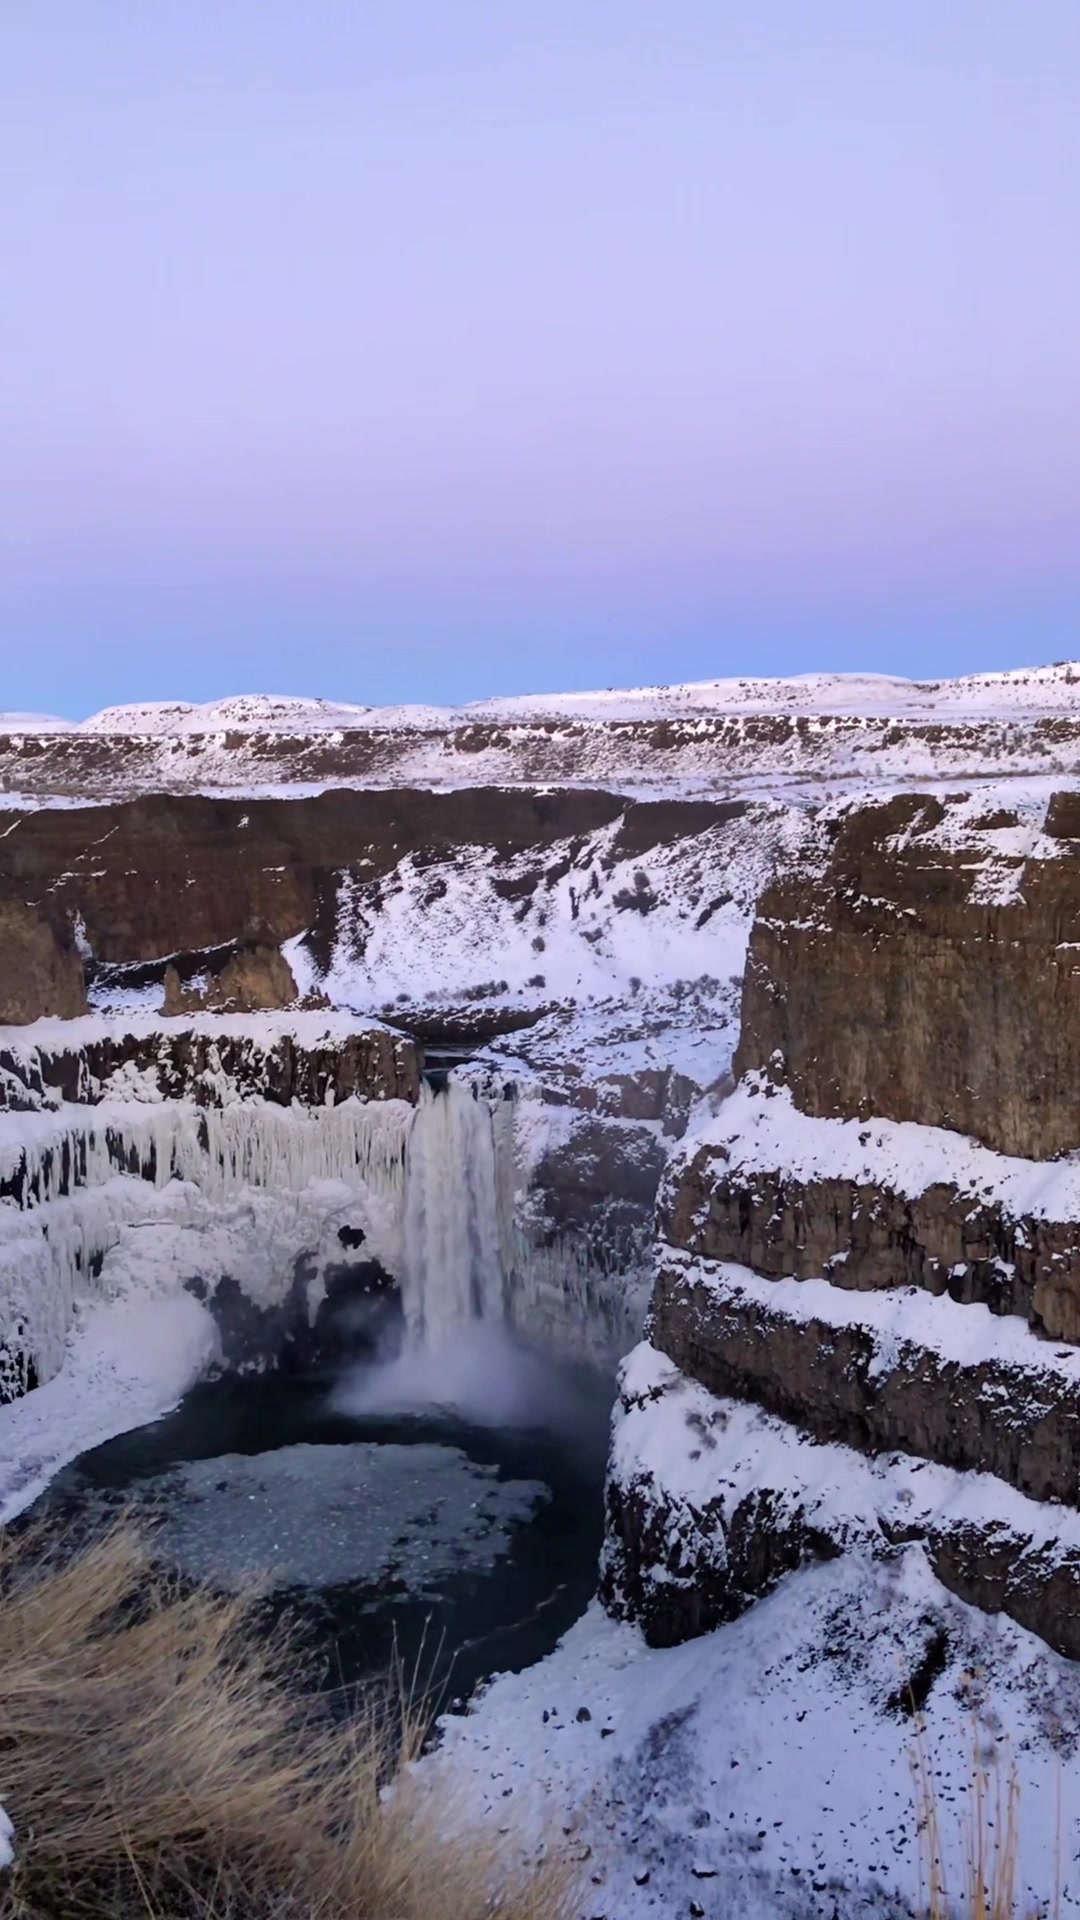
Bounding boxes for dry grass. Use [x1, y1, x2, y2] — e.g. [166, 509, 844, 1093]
[0, 1523, 575, 1920]
[911, 1710, 1059, 1920]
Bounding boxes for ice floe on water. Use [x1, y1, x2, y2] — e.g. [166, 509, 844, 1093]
[87, 1441, 549, 1594]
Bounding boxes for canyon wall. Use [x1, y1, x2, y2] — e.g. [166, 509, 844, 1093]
[15, 735, 1080, 1672]
[604, 788, 1080, 1664]
[5, 699, 1080, 801]
[0, 1013, 420, 1113]
[0, 786, 742, 1023]
[734, 790, 1080, 1159]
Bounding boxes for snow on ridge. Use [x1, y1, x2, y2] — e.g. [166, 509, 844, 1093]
[672, 1076, 1080, 1225]
[615, 1339, 1080, 1557]
[668, 1250, 1080, 1383]
[80, 695, 388, 735]
[60, 659, 1080, 735]
[0, 712, 77, 732]
[0, 1005, 403, 1063]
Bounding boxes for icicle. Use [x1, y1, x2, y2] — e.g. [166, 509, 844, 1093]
[0, 1096, 414, 1394]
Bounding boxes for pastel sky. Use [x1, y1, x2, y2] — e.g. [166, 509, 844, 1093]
[3, 2, 1078, 716]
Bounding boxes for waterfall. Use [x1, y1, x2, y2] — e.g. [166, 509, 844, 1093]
[401, 1080, 505, 1349]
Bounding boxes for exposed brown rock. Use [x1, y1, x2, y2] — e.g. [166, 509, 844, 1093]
[735, 791, 1080, 1159]
[530, 1113, 670, 1252]
[0, 788, 746, 982]
[659, 1151, 1080, 1341]
[0, 899, 87, 1025]
[0, 1018, 420, 1113]
[602, 1420, 1080, 1660]
[651, 1258, 1080, 1505]
[163, 944, 298, 1015]
[600, 1466, 836, 1649]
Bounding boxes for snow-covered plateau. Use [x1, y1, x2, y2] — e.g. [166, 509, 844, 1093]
[7, 659, 1080, 802]
[5, 667, 1080, 1915]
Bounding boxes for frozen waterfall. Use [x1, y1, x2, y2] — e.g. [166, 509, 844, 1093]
[401, 1080, 505, 1349]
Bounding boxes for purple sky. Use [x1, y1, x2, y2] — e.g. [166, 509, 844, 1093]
[3, 3, 1079, 715]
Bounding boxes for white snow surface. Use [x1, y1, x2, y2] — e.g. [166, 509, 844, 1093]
[284, 801, 796, 1028]
[663, 1250, 1080, 1389]
[613, 1340, 1080, 1567]
[66, 662, 1080, 732]
[0, 1007, 403, 1087]
[0, 1088, 415, 1518]
[670, 1075, 1080, 1225]
[425, 1548, 1080, 1918]
[0, 1288, 220, 1523]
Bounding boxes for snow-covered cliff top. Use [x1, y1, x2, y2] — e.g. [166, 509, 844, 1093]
[7, 660, 1080, 737]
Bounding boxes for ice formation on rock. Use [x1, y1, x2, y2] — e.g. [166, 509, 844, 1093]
[0, 1096, 413, 1393]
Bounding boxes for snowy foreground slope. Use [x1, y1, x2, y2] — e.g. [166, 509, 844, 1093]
[425, 1555, 1080, 1919]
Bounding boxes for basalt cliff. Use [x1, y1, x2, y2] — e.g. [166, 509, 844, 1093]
[603, 781, 1080, 1674]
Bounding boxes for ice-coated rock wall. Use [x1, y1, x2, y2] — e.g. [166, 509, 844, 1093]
[0, 1095, 413, 1397]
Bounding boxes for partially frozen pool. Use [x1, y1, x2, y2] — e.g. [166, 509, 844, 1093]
[109, 1441, 549, 1592]
[34, 1330, 613, 1707]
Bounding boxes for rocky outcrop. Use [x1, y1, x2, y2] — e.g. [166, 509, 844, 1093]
[0, 786, 718, 965]
[163, 943, 299, 1015]
[735, 791, 1080, 1160]
[601, 1346, 1080, 1659]
[0, 1013, 420, 1112]
[660, 1147, 1080, 1340]
[652, 1258, 1080, 1505]
[0, 900, 87, 1025]
[0, 787, 748, 1023]
[602, 786, 1080, 1666]
[601, 1454, 834, 1648]
[530, 1115, 670, 1255]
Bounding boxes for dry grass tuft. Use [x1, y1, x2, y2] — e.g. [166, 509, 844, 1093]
[911, 1707, 1058, 1920]
[0, 1522, 575, 1920]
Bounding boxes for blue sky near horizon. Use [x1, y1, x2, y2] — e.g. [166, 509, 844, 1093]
[3, 3, 1078, 718]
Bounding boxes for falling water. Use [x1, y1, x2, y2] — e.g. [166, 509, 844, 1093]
[401, 1080, 505, 1349]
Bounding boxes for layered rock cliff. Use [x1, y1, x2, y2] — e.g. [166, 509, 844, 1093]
[12, 678, 1080, 1684]
[604, 784, 1080, 1666]
[735, 788, 1080, 1159]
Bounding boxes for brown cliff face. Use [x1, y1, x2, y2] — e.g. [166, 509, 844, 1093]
[0, 788, 624, 970]
[0, 787, 745, 1024]
[651, 1260, 1080, 1505]
[659, 1152, 1080, 1342]
[735, 792, 1080, 1160]
[0, 900, 87, 1024]
[604, 786, 1080, 1660]
[162, 944, 299, 1015]
[0, 1019, 420, 1113]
